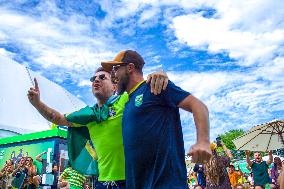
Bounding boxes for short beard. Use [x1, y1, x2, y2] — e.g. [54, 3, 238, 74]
[117, 73, 129, 95]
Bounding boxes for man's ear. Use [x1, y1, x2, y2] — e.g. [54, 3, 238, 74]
[128, 63, 135, 73]
[112, 84, 117, 93]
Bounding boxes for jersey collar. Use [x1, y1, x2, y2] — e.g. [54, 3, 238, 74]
[129, 80, 145, 96]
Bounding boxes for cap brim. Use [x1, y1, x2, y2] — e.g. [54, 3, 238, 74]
[101, 61, 124, 71]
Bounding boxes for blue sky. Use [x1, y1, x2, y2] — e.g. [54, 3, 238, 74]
[0, 0, 283, 150]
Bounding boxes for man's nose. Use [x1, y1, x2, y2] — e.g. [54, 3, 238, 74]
[94, 78, 100, 83]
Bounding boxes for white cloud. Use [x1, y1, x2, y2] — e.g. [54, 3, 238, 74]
[170, 0, 284, 66]
[138, 6, 161, 28]
[78, 79, 92, 87]
[1, 0, 283, 149]
[0, 6, 122, 69]
[167, 62, 284, 150]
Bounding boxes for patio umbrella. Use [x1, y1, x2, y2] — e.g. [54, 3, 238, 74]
[233, 119, 284, 151]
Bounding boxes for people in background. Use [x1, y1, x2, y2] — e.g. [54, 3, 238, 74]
[205, 142, 232, 189]
[228, 164, 242, 189]
[25, 157, 37, 188]
[193, 164, 206, 188]
[246, 151, 273, 189]
[58, 166, 86, 189]
[271, 156, 282, 188]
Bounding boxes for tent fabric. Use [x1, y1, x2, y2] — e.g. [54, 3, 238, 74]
[233, 120, 284, 151]
[0, 55, 86, 137]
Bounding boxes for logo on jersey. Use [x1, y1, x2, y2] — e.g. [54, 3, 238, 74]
[135, 94, 143, 107]
[109, 107, 116, 117]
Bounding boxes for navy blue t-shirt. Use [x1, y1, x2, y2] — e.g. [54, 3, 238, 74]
[122, 80, 190, 189]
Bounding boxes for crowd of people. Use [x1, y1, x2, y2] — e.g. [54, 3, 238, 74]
[0, 155, 54, 188]
[24, 49, 284, 189]
[0, 152, 90, 189]
[187, 141, 284, 189]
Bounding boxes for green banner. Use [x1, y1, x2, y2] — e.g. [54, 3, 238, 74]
[0, 141, 55, 174]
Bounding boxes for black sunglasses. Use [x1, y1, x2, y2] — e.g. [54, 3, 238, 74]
[112, 63, 128, 72]
[90, 74, 106, 82]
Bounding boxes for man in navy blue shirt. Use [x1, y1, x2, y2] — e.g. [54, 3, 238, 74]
[102, 50, 211, 189]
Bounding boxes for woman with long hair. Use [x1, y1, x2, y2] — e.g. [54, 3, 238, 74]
[206, 142, 232, 189]
[271, 157, 282, 188]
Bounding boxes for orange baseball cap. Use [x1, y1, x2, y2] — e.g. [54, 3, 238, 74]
[101, 50, 145, 71]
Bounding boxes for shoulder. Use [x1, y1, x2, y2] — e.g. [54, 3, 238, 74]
[263, 161, 269, 166]
[116, 92, 129, 104]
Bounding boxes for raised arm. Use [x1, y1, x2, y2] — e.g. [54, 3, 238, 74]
[221, 142, 233, 159]
[35, 151, 47, 162]
[245, 150, 253, 167]
[266, 151, 273, 166]
[179, 95, 212, 163]
[27, 78, 73, 127]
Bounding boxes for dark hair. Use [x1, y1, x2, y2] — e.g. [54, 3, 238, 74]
[229, 165, 235, 169]
[123, 50, 145, 73]
[95, 67, 110, 74]
[52, 161, 58, 167]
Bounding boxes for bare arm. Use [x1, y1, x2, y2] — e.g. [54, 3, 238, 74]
[179, 95, 212, 163]
[179, 95, 210, 144]
[222, 142, 233, 159]
[245, 151, 253, 167]
[35, 151, 46, 162]
[266, 151, 273, 166]
[31, 165, 37, 175]
[34, 101, 73, 126]
[27, 78, 73, 127]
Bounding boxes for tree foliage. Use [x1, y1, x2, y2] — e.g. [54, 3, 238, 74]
[219, 129, 245, 150]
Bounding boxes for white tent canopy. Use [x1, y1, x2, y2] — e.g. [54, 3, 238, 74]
[0, 55, 86, 137]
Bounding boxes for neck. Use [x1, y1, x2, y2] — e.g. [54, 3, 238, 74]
[126, 73, 144, 93]
[96, 95, 112, 107]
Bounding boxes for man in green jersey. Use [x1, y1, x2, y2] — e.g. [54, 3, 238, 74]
[27, 67, 168, 189]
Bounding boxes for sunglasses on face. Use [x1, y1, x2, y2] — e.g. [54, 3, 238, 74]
[112, 63, 128, 72]
[90, 74, 106, 82]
